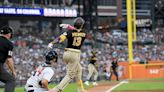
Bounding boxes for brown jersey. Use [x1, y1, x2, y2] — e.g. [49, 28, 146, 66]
[60, 30, 86, 49]
[90, 55, 97, 65]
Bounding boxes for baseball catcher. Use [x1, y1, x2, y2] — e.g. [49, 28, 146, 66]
[25, 50, 58, 92]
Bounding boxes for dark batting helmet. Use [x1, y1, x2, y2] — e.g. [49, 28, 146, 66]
[73, 17, 85, 29]
[45, 50, 58, 64]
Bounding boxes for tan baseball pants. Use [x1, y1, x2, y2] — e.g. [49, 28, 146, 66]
[52, 48, 82, 92]
[86, 64, 98, 81]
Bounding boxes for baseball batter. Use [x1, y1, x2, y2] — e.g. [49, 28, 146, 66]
[48, 17, 86, 92]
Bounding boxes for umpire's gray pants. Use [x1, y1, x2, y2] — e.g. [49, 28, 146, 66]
[0, 63, 15, 92]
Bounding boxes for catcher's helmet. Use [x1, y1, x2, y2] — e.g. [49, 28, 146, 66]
[0, 26, 13, 34]
[45, 50, 58, 64]
[73, 17, 85, 29]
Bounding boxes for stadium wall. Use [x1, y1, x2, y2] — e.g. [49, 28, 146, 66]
[112, 61, 164, 80]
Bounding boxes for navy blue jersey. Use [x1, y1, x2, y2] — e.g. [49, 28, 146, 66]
[111, 60, 118, 70]
[0, 36, 13, 64]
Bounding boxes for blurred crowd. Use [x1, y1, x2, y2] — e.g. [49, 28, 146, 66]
[3, 20, 162, 84]
[95, 28, 163, 45]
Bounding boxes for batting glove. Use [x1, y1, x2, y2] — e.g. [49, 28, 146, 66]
[48, 43, 53, 49]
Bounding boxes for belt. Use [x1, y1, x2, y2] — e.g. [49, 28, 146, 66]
[65, 48, 81, 53]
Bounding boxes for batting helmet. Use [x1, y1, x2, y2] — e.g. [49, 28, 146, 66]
[45, 50, 58, 64]
[73, 17, 85, 29]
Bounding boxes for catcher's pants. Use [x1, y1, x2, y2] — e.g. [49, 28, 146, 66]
[0, 63, 15, 92]
[25, 84, 48, 92]
[53, 48, 82, 92]
[87, 64, 98, 81]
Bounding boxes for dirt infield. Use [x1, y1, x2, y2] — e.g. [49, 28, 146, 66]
[112, 90, 164, 92]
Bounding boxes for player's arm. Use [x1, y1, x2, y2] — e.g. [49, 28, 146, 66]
[51, 34, 66, 44]
[94, 61, 99, 69]
[42, 69, 54, 90]
[7, 45, 16, 78]
[60, 24, 75, 30]
[40, 79, 49, 90]
[7, 57, 16, 77]
[48, 32, 67, 48]
[115, 61, 119, 68]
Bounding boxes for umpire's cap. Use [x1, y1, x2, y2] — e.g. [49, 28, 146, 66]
[0, 26, 13, 34]
[74, 17, 85, 29]
[45, 50, 58, 64]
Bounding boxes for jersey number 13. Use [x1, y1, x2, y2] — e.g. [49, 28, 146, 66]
[72, 37, 82, 46]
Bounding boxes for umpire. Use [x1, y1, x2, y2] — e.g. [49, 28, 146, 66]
[0, 26, 16, 92]
[109, 58, 119, 81]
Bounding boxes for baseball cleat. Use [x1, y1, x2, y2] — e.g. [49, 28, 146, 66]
[84, 81, 89, 86]
[92, 82, 98, 86]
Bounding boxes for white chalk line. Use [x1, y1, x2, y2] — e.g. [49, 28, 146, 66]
[105, 80, 128, 92]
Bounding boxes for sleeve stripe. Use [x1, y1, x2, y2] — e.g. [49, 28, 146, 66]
[8, 51, 13, 56]
[59, 35, 66, 42]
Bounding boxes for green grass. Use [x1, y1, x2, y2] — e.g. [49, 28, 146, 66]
[149, 78, 164, 80]
[0, 83, 92, 92]
[115, 82, 164, 90]
[114, 79, 164, 91]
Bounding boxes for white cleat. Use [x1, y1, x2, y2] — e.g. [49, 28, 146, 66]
[84, 81, 89, 86]
[92, 82, 98, 86]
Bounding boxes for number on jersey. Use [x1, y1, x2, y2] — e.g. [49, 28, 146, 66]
[33, 67, 45, 76]
[72, 37, 82, 46]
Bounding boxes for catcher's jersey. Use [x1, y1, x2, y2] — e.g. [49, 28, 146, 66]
[60, 30, 86, 49]
[26, 65, 54, 88]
